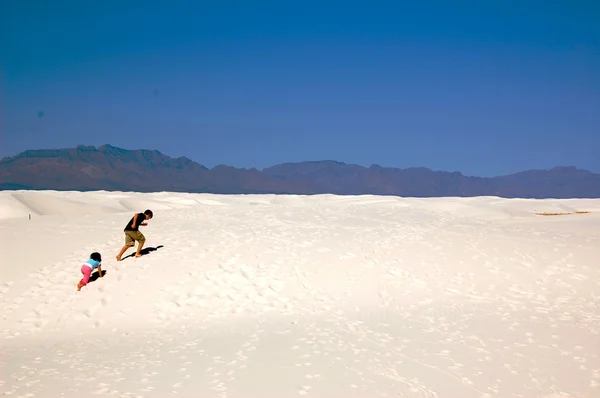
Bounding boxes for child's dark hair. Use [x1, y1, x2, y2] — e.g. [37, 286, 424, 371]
[144, 209, 153, 218]
[90, 252, 102, 262]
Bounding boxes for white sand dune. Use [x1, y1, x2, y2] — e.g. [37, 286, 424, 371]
[0, 194, 33, 220]
[0, 190, 599, 397]
[11, 191, 123, 217]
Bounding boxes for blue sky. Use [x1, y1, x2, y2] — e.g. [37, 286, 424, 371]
[1, 0, 599, 177]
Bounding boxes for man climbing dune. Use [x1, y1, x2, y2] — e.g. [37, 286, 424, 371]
[116, 209, 153, 261]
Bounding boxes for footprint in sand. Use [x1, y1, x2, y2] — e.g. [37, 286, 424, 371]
[83, 303, 102, 318]
[0, 281, 14, 295]
[101, 296, 112, 306]
[339, 252, 356, 259]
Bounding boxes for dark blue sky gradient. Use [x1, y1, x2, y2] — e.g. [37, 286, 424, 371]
[2, 0, 599, 176]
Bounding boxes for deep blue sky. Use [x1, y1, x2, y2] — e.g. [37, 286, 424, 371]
[2, 0, 599, 177]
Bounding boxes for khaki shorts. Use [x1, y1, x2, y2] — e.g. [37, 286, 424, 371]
[125, 230, 146, 246]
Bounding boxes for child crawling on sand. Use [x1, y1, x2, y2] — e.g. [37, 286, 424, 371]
[77, 252, 103, 291]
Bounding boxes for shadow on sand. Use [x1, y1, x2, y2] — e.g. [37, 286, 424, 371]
[88, 270, 107, 283]
[121, 245, 164, 260]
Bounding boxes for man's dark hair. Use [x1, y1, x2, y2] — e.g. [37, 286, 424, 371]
[90, 252, 102, 262]
[144, 209, 153, 218]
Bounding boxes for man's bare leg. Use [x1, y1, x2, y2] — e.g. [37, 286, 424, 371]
[116, 245, 132, 261]
[135, 241, 145, 258]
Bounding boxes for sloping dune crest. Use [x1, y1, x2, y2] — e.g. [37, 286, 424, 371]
[0, 194, 34, 219]
[117, 198, 185, 212]
[10, 192, 122, 217]
[406, 196, 598, 221]
[0, 191, 237, 220]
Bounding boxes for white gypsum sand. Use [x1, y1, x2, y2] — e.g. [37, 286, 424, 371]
[0, 190, 599, 397]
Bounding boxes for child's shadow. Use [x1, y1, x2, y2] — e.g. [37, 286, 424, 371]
[89, 270, 107, 283]
[122, 245, 164, 260]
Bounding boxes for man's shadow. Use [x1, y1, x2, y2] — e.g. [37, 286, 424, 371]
[122, 245, 164, 260]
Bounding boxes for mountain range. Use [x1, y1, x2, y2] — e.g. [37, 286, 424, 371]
[1, 144, 599, 198]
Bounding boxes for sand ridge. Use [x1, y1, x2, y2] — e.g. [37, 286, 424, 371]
[0, 190, 599, 397]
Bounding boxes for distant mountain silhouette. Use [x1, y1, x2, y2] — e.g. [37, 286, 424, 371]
[1, 144, 599, 198]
